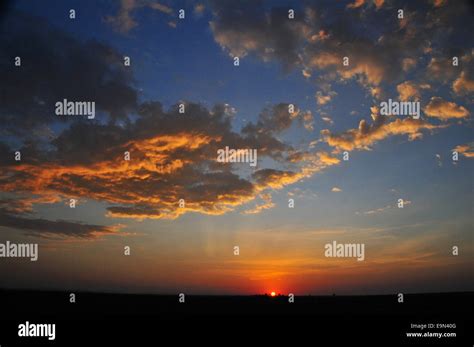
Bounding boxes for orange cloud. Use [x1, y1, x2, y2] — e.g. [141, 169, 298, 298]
[347, 0, 365, 9]
[453, 143, 474, 158]
[397, 81, 420, 101]
[424, 97, 470, 120]
[322, 109, 443, 152]
[453, 71, 474, 95]
[242, 193, 275, 215]
[0, 130, 258, 221]
[373, 0, 384, 9]
[432, 0, 446, 7]
[318, 152, 340, 165]
[309, 50, 385, 86]
[397, 81, 430, 101]
[253, 169, 306, 191]
[347, 0, 383, 9]
[0, 102, 340, 222]
[316, 91, 337, 105]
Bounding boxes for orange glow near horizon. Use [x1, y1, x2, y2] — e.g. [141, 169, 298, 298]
[270, 291, 276, 297]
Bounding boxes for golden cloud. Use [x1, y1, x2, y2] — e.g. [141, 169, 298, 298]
[322, 109, 443, 152]
[347, 0, 365, 9]
[424, 97, 470, 120]
[397, 81, 420, 101]
[454, 143, 474, 158]
[453, 71, 474, 95]
[0, 102, 339, 223]
[242, 193, 275, 215]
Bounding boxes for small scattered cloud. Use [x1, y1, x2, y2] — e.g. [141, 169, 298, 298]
[321, 116, 334, 125]
[357, 200, 412, 215]
[302, 69, 312, 78]
[373, 0, 384, 9]
[431, 0, 446, 7]
[453, 71, 474, 95]
[194, 3, 205, 17]
[316, 91, 337, 105]
[453, 143, 474, 158]
[106, 0, 174, 33]
[148, 2, 172, 14]
[346, 0, 365, 9]
[319, 152, 341, 165]
[302, 110, 315, 131]
[397, 81, 430, 101]
[242, 193, 275, 215]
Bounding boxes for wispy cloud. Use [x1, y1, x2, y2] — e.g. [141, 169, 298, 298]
[105, 0, 174, 33]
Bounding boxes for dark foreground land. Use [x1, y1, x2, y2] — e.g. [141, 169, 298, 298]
[0, 290, 471, 346]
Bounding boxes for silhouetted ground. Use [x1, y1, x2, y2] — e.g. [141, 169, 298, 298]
[0, 290, 471, 346]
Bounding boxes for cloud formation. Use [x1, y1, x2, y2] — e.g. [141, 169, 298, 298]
[452, 51, 474, 95]
[0, 12, 137, 136]
[0, 99, 330, 224]
[106, 0, 173, 33]
[0, 208, 122, 239]
[424, 97, 470, 120]
[242, 193, 275, 215]
[210, 0, 473, 89]
[397, 81, 430, 101]
[454, 143, 474, 158]
[321, 108, 443, 152]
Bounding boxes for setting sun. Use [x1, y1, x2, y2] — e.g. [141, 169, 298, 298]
[270, 292, 276, 297]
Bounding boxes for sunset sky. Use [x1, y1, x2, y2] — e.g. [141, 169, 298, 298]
[0, 0, 472, 295]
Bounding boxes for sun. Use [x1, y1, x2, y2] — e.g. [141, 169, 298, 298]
[270, 291, 276, 297]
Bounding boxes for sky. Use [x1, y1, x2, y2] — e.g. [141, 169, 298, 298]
[0, 0, 472, 295]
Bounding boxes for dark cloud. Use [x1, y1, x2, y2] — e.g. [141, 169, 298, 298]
[0, 97, 315, 221]
[209, 0, 474, 94]
[0, 12, 138, 137]
[0, 208, 121, 238]
[210, 0, 306, 70]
